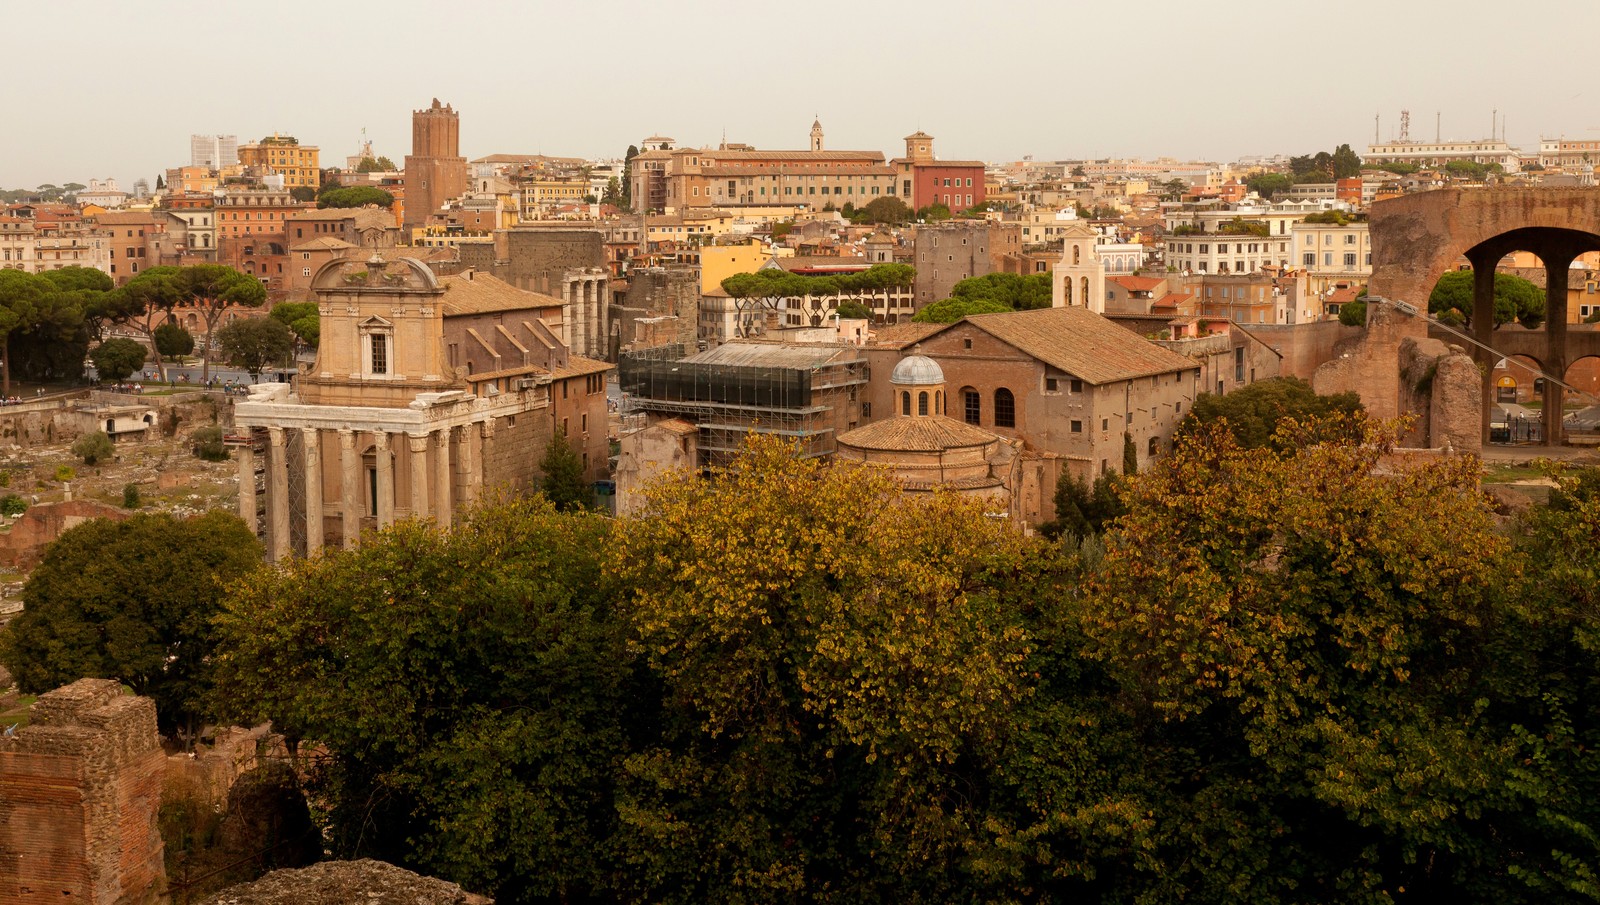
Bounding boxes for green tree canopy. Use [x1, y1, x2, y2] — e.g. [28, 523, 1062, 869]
[916, 202, 952, 221]
[1, 511, 260, 737]
[950, 271, 1053, 310]
[1178, 376, 1363, 450]
[911, 296, 1011, 323]
[538, 429, 588, 511]
[1246, 172, 1294, 199]
[90, 337, 147, 382]
[269, 301, 320, 348]
[169, 264, 268, 381]
[211, 499, 624, 898]
[1429, 268, 1545, 329]
[217, 316, 293, 378]
[834, 300, 872, 319]
[317, 186, 395, 209]
[154, 321, 195, 358]
[355, 156, 396, 172]
[863, 196, 912, 224]
[0, 268, 84, 394]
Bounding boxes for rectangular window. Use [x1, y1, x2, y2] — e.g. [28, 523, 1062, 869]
[1045, 377, 1058, 393]
[1344, 253, 1357, 266]
[1303, 252, 1315, 266]
[1070, 419, 1082, 433]
[1324, 253, 1333, 266]
[370, 333, 387, 374]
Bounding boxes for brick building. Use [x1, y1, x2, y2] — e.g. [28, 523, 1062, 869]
[403, 99, 470, 236]
[893, 131, 987, 213]
[912, 221, 1023, 307]
[863, 306, 1199, 476]
[88, 211, 162, 284]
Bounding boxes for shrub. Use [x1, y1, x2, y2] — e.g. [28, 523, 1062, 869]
[54, 465, 75, 483]
[0, 494, 26, 517]
[193, 426, 229, 462]
[123, 483, 142, 509]
[71, 431, 115, 465]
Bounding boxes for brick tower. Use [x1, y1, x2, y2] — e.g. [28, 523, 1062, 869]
[403, 99, 468, 237]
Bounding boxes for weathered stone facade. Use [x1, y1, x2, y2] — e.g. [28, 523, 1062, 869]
[613, 266, 699, 355]
[0, 679, 166, 905]
[0, 499, 129, 570]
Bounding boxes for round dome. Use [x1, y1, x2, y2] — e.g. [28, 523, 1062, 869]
[891, 355, 944, 386]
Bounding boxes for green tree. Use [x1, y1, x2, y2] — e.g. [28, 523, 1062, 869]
[1331, 143, 1363, 178]
[1179, 376, 1363, 450]
[288, 185, 317, 203]
[39, 266, 123, 342]
[0, 510, 261, 737]
[211, 499, 625, 900]
[154, 321, 195, 359]
[834, 300, 873, 320]
[600, 176, 625, 207]
[1072, 165, 1087, 177]
[174, 264, 269, 381]
[155, 174, 166, 190]
[916, 202, 952, 221]
[216, 316, 293, 379]
[911, 296, 1011, 323]
[1429, 268, 1545, 329]
[118, 266, 185, 380]
[622, 144, 639, 210]
[1122, 431, 1138, 475]
[316, 186, 395, 209]
[71, 430, 115, 465]
[1083, 416, 1577, 900]
[609, 436, 1036, 902]
[90, 337, 147, 382]
[269, 301, 319, 349]
[949, 271, 1053, 310]
[863, 196, 912, 224]
[538, 429, 588, 511]
[1246, 172, 1294, 199]
[0, 269, 56, 394]
[355, 156, 396, 173]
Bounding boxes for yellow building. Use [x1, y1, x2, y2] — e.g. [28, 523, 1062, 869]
[518, 177, 590, 216]
[237, 134, 321, 189]
[698, 238, 770, 294]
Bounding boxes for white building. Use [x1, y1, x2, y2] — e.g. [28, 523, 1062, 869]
[76, 179, 129, 209]
[1051, 222, 1107, 312]
[1365, 138, 1521, 171]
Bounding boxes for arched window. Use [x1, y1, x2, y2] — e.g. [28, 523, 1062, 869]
[902, 391, 911, 415]
[962, 387, 980, 425]
[994, 388, 1015, 428]
[1081, 276, 1090, 307]
[935, 390, 942, 414]
[1064, 278, 1073, 305]
[1072, 244, 1081, 265]
[1148, 436, 1159, 457]
[918, 391, 929, 416]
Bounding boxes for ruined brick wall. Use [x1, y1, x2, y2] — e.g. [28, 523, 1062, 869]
[614, 268, 700, 353]
[480, 409, 546, 497]
[0, 679, 166, 905]
[498, 229, 605, 296]
[0, 500, 129, 570]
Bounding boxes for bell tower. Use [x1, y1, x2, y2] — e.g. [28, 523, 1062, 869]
[810, 118, 824, 152]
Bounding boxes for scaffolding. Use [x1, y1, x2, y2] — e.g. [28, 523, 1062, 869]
[618, 344, 867, 464]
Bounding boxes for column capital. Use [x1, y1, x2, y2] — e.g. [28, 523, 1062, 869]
[267, 426, 286, 446]
[408, 433, 430, 452]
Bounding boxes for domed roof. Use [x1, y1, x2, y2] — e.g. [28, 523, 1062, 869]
[891, 355, 944, 386]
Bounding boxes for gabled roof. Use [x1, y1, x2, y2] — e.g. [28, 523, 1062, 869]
[1109, 275, 1165, 292]
[289, 237, 356, 252]
[439, 273, 564, 316]
[953, 306, 1196, 385]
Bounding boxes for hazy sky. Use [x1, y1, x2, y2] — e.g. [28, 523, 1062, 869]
[6, 0, 1598, 189]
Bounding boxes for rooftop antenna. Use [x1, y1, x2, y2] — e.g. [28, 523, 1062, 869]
[1399, 109, 1411, 143]
[1375, 113, 1380, 145]
[1436, 112, 1441, 142]
[1492, 108, 1497, 140]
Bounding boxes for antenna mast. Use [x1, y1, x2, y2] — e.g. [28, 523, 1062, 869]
[1399, 109, 1411, 143]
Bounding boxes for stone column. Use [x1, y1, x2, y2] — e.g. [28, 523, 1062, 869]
[567, 279, 584, 359]
[409, 433, 431, 520]
[1469, 250, 1498, 444]
[434, 428, 453, 527]
[586, 279, 599, 357]
[479, 418, 496, 496]
[1546, 249, 1576, 446]
[376, 433, 395, 527]
[339, 430, 360, 548]
[266, 428, 290, 562]
[459, 420, 480, 510]
[302, 428, 323, 552]
[236, 437, 256, 534]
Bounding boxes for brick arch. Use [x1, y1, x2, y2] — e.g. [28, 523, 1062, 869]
[1369, 187, 1600, 309]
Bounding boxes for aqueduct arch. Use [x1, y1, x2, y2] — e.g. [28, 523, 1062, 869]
[1365, 188, 1600, 443]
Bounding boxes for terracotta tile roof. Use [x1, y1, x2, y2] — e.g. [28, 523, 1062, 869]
[551, 357, 613, 379]
[960, 306, 1197, 385]
[289, 237, 355, 252]
[439, 273, 564, 316]
[1327, 287, 1361, 304]
[1109, 275, 1165, 292]
[838, 415, 1001, 452]
[1152, 291, 1192, 310]
[90, 211, 160, 225]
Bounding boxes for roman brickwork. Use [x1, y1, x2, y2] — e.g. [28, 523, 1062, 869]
[613, 266, 700, 355]
[912, 222, 1023, 309]
[403, 99, 469, 236]
[0, 679, 166, 905]
[493, 228, 610, 358]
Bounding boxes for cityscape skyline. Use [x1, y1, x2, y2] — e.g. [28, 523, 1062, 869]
[7, 0, 1597, 188]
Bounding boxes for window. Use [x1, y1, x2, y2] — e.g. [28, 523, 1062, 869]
[963, 388, 980, 425]
[963, 338, 972, 349]
[918, 391, 929, 416]
[1045, 377, 1058, 393]
[1345, 234, 1356, 244]
[1102, 417, 1109, 432]
[1344, 253, 1357, 267]
[902, 391, 911, 415]
[1148, 437, 1159, 457]
[862, 402, 871, 417]
[994, 388, 1015, 428]
[302, 267, 310, 277]
[1071, 419, 1082, 433]
[1303, 252, 1315, 266]
[370, 333, 387, 374]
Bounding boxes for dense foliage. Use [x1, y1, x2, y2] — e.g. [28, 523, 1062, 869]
[1429, 268, 1546, 329]
[1, 511, 260, 736]
[189, 421, 1600, 902]
[1179, 376, 1363, 449]
[216, 316, 293, 377]
[316, 185, 394, 209]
